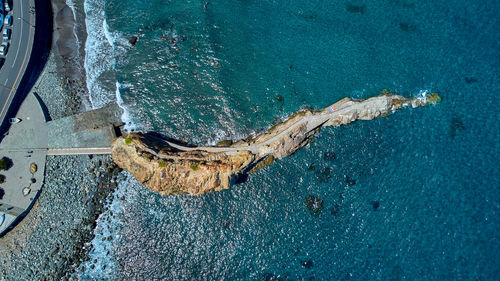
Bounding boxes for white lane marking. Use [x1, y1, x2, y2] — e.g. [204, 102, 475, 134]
[0, 0, 34, 120]
[12, 5, 24, 68]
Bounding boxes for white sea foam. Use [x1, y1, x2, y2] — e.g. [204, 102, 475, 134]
[73, 173, 137, 279]
[65, 0, 77, 20]
[84, 0, 138, 133]
[83, 0, 116, 108]
[116, 82, 138, 132]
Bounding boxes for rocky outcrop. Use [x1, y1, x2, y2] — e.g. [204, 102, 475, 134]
[111, 92, 440, 195]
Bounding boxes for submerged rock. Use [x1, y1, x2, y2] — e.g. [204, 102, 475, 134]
[316, 167, 332, 183]
[275, 94, 284, 103]
[304, 195, 324, 216]
[330, 203, 340, 215]
[371, 201, 380, 210]
[346, 4, 366, 13]
[307, 163, 316, 171]
[323, 151, 336, 161]
[450, 117, 465, 138]
[464, 77, 477, 84]
[262, 273, 283, 281]
[128, 36, 138, 46]
[344, 175, 357, 186]
[301, 260, 314, 269]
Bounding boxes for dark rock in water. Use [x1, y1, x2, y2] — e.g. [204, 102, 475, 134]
[371, 201, 380, 210]
[307, 163, 316, 171]
[346, 4, 366, 13]
[275, 94, 284, 103]
[291, 187, 296, 193]
[315, 167, 332, 183]
[128, 36, 138, 46]
[331, 203, 340, 215]
[450, 117, 465, 138]
[0, 187, 4, 200]
[399, 22, 417, 32]
[304, 195, 324, 216]
[323, 151, 336, 161]
[262, 273, 283, 281]
[301, 259, 314, 269]
[464, 77, 478, 84]
[344, 175, 357, 186]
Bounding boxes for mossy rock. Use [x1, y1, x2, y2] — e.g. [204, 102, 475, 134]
[216, 140, 233, 147]
[426, 93, 442, 104]
[124, 137, 133, 145]
[249, 156, 275, 174]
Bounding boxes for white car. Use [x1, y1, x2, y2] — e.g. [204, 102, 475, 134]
[4, 1, 11, 12]
[0, 42, 9, 56]
[4, 15, 12, 26]
[2, 29, 10, 40]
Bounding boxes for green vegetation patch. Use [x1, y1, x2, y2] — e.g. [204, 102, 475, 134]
[125, 137, 133, 145]
[0, 159, 8, 170]
[381, 89, 391, 95]
[216, 139, 233, 147]
[158, 161, 167, 168]
[190, 164, 200, 171]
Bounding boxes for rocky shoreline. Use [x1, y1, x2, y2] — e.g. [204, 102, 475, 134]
[0, 0, 119, 280]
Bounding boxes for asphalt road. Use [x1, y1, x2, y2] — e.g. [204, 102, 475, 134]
[0, 0, 35, 123]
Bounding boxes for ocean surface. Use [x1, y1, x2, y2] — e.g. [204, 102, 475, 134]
[78, 0, 499, 280]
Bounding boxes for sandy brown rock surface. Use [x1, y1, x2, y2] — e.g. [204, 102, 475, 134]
[112, 93, 440, 195]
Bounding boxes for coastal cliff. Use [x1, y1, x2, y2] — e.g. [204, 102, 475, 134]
[111, 92, 440, 195]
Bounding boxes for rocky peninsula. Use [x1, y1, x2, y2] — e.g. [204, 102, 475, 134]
[111, 92, 441, 196]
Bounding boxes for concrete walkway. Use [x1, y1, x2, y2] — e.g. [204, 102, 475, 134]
[161, 96, 394, 156]
[0, 93, 47, 235]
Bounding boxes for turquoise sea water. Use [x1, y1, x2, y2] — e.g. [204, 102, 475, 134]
[80, 0, 499, 279]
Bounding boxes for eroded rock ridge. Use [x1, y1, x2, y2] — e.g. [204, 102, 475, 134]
[111, 93, 440, 195]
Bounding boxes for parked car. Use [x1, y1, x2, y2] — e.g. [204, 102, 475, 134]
[0, 42, 9, 56]
[2, 29, 10, 40]
[4, 15, 12, 26]
[4, 1, 11, 12]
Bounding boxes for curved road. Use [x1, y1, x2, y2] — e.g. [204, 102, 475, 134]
[0, 0, 35, 124]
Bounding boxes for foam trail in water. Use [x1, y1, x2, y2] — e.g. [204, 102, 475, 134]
[83, 0, 116, 109]
[116, 82, 138, 132]
[73, 173, 136, 279]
